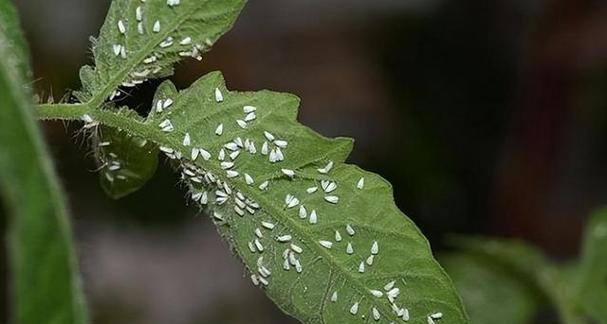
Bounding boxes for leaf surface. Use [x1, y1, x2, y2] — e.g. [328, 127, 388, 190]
[442, 254, 540, 324]
[451, 237, 588, 324]
[0, 2, 88, 323]
[575, 208, 607, 324]
[95, 125, 159, 199]
[75, 0, 246, 105]
[449, 237, 550, 281]
[102, 72, 469, 324]
[0, 0, 31, 80]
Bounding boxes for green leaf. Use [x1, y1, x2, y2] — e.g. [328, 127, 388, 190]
[442, 254, 540, 324]
[0, 2, 88, 323]
[451, 237, 587, 324]
[575, 207, 607, 323]
[98, 71, 468, 323]
[75, 0, 246, 105]
[95, 125, 160, 199]
[0, 0, 31, 80]
[76, 0, 246, 199]
[449, 237, 550, 281]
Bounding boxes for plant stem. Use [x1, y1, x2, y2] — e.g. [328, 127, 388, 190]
[36, 103, 138, 132]
[36, 103, 177, 149]
[36, 103, 92, 120]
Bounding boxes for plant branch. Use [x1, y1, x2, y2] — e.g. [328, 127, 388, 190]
[36, 103, 92, 121]
[36, 103, 178, 150]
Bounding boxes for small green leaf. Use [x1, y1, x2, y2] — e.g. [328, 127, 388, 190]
[449, 237, 550, 281]
[575, 207, 607, 323]
[442, 254, 540, 324]
[451, 237, 587, 324]
[0, 2, 88, 323]
[75, 0, 246, 105]
[97, 71, 469, 323]
[95, 125, 159, 199]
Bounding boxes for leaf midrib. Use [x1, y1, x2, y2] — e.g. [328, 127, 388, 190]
[154, 92, 352, 183]
[37, 99, 461, 321]
[97, 110, 406, 320]
[215, 159, 410, 321]
[76, 106, 428, 321]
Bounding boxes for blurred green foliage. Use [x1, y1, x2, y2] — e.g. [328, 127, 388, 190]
[0, 1, 88, 323]
[444, 209, 607, 324]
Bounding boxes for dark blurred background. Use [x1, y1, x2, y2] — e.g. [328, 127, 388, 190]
[4, 0, 607, 323]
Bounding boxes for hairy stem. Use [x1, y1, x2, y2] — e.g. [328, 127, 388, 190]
[37, 103, 92, 121]
[36, 103, 173, 149]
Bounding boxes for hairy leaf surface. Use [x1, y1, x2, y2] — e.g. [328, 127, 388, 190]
[576, 208, 607, 324]
[0, 2, 88, 323]
[75, 0, 246, 105]
[97, 71, 469, 323]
